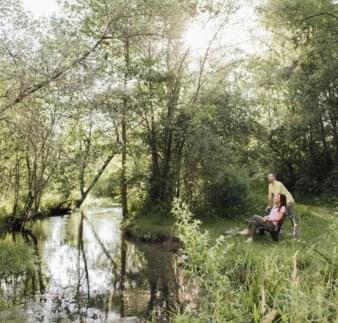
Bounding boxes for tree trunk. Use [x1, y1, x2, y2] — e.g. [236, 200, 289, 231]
[148, 117, 161, 203]
[12, 157, 21, 216]
[79, 124, 93, 199]
[329, 111, 338, 163]
[319, 113, 331, 168]
[75, 153, 115, 208]
[121, 38, 129, 220]
[159, 72, 182, 204]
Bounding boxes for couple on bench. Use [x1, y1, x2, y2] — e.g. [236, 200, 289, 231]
[241, 193, 287, 242]
[241, 173, 298, 242]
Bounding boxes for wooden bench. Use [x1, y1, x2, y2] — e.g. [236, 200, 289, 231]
[258, 213, 287, 241]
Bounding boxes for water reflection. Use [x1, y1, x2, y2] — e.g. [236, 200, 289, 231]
[0, 208, 196, 322]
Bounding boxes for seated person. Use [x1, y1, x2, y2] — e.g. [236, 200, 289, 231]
[241, 193, 287, 242]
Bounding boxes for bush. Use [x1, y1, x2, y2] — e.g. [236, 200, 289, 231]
[295, 174, 321, 195]
[0, 241, 34, 278]
[323, 167, 338, 196]
[198, 169, 252, 217]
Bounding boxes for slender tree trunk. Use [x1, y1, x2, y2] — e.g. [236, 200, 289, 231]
[121, 38, 129, 220]
[12, 157, 21, 215]
[75, 153, 115, 208]
[148, 117, 161, 203]
[319, 114, 331, 168]
[79, 124, 93, 199]
[175, 138, 185, 198]
[329, 111, 338, 163]
[148, 65, 160, 204]
[160, 84, 181, 204]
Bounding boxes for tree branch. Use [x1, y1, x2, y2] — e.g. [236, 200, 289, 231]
[0, 15, 156, 114]
[302, 12, 338, 21]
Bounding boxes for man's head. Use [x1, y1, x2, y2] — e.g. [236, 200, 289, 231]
[267, 173, 276, 183]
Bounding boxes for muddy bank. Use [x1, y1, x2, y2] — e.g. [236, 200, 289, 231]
[4, 206, 72, 231]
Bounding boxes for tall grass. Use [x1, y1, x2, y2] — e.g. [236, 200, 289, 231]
[173, 200, 338, 322]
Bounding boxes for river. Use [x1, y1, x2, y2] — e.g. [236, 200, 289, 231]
[0, 207, 196, 322]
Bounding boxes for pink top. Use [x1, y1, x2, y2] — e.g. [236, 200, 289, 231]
[266, 206, 285, 224]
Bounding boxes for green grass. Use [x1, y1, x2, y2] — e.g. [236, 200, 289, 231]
[130, 200, 337, 243]
[131, 200, 338, 321]
[171, 200, 338, 322]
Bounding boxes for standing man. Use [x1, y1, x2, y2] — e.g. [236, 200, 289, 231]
[267, 173, 298, 237]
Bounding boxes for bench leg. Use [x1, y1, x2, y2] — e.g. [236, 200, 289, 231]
[270, 231, 279, 241]
[258, 228, 265, 235]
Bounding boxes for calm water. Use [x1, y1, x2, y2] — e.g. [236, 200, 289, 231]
[0, 208, 196, 323]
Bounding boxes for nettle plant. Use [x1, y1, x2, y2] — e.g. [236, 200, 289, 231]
[172, 199, 244, 321]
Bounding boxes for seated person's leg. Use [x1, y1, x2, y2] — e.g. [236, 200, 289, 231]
[248, 215, 265, 238]
[249, 215, 275, 234]
[250, 215, 266, 227]
[248, 220, 257, 239]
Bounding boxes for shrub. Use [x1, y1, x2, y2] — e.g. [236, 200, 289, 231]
[0, 241, 34, 278]
[198, 169, 251, 217]
[323, 167, 338, 197]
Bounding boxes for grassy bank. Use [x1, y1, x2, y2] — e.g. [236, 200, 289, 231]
[128, 201, 337, 243]
[170, 200, 338, 322]
[129, 200, 338, 321]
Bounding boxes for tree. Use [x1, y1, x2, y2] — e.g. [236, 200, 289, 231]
[252, 0, 338, 193]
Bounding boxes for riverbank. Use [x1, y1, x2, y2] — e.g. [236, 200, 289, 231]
[126, 211, 248, 244]
[171, 199, 338, 322]
[127, 200, 338, 245]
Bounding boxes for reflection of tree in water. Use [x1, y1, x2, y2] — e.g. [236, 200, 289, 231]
[0, 210, 196, 322]
[76, 212, 90, 321]
[120, 230, 127, 317]
[0, 229, 45, 314]
[145, 246, 180, 321]
[124, 239, 182, 322]
[81, 217, 182, 321]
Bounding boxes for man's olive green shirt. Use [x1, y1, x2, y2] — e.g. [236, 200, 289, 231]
[268, 180, 295, 206]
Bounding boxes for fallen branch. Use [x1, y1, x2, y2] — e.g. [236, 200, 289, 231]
[75, 152, 115, 208]
[5, 206, 72, 231]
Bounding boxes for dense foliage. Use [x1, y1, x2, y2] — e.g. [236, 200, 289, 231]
[0, 0, 337, 219]
[1, 0, 338, 321]
[253, 0, 338, 194]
